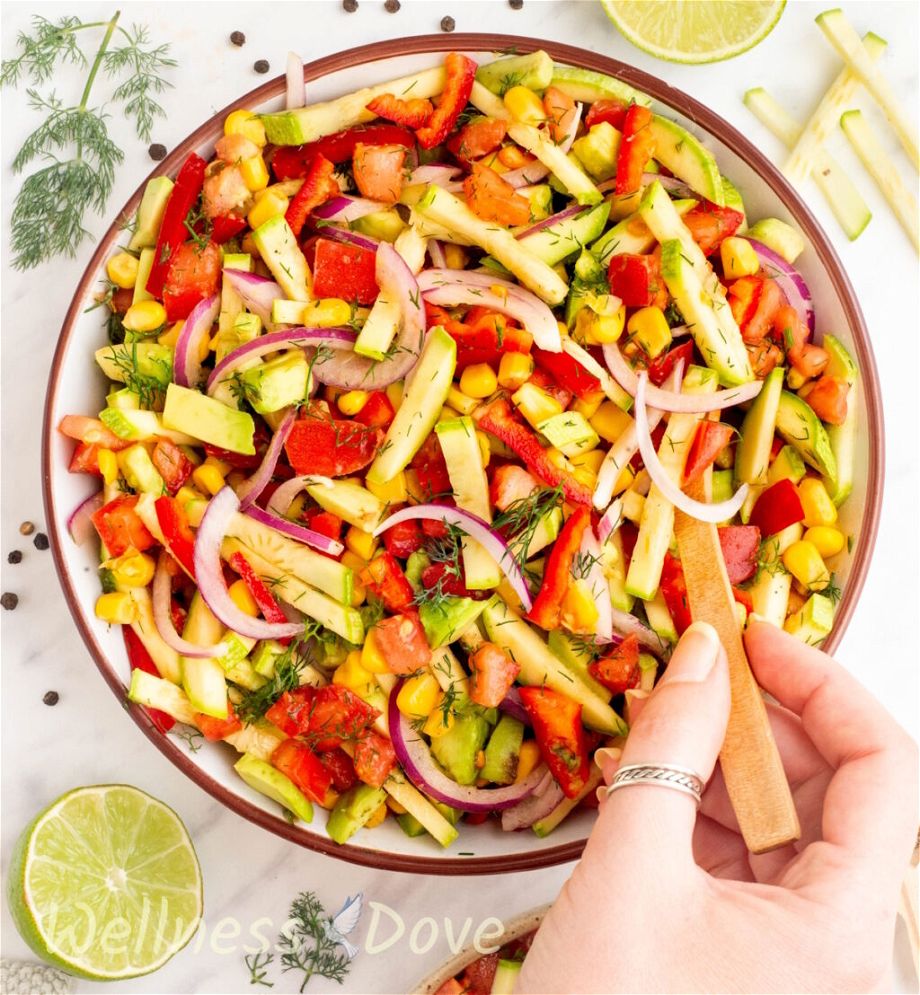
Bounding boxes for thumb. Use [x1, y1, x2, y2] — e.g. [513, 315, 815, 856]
[597, 621, 731, 863]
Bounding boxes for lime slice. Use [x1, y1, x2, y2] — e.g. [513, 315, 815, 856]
[601, 0, 786, 65]
[6, 785, 202, 981]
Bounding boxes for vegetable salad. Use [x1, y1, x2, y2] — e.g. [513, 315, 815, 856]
[60, 48, 860, 849]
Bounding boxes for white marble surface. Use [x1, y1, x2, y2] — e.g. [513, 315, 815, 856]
[1, 2, 917, 992]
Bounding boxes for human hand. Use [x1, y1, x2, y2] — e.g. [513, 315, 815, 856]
[517, 620, 918, 994]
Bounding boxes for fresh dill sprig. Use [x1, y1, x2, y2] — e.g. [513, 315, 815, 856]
[1, 12, 175, 269]
[177, 728, 203, 753]
[245, 950, 275, 988]
[278, 892, 351, 992]
[105, 341, 170, 408]
[824, 573, 842, 604]
[235, 639, 312, 726]
[493, 484, 564, 570]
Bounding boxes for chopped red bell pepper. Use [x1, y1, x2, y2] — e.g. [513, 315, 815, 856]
[585, 98, 629, 131]
[728, 276, 762, 329]
[647, 339, 695, 387]
[588, 634, 640, 695]
[366, 92, 433, 129]
[123, 628, 176, 732]
[532, 347, 601, 401]
[353, 728, 397, 787]
[285, 154, 338, 238]
[154, 496, 197, 578]
[92, 495, 156, 558]
[474, 398, 593, 506]
[740, 277, 784, 345]
[151, 439, 193, 495]
[369, 613, 432, 674]
[416, 53, 477, 150]
[527, 507, 591, 630]
[302, 508, 344, 542]
[518, 685, 591, 799]
[285, 413, 382, 477]
[607, 252, 668, 309]
[59, 415, 130, 450]
[208, 213, 247, 244]
[446, 117, 507, 162]
[162, 240, 222, 322]
[229, 551, 290, 632]
[432, 306, 532, 371]
[411, 433, 453, 499]
[732, 586, 754, 616]
[270, 738, 333, 805]
[748, 478, 805, 537]
[682, 202, 744, 255]
[270, 124, 416, 180]
[659, 551, 693, 636]
[382, 519, 425, 559]
[468, 642, 521, 708]
[683, 421, 735, 485]
[318, 748, 358, 792]
[311, 237, 379, 305]
[803, 375, 849, 425]
[360, 553, 416, 613]
[527, 367, 573, 409]
[145, 152, 207, 298]
[718, 525, 761, 585]
[68, 442, 102, 475]
[194, 700, 242, 741]
[614, 104, 655, 197]
[352, 391, 395, 429]
[464, 162, 532, 227]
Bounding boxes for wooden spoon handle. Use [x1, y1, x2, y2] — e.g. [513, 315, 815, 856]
[674, 475, 800, 854]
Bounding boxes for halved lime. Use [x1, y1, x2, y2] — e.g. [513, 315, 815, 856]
[601, 0, 786, 65]
[6, 785, 202, 980]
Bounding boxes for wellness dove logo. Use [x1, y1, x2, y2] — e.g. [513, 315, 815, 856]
[323, 893, 364, 961]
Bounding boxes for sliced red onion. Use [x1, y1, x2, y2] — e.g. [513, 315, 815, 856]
[603, 343, 763, 412]
[194, 487, 305, 640]
[418, 269, 560, 353]
[611, 607, 668, 656]
[152, 553, 227, 659]
[593, 360, 685, 511]
[579, 528, 612, 643]
[501, 770, 565, 831]
[596, 498, 623, 546]
[238, 409, 296, 512]
[68, 491, 104, 545]
[321, 226, 379, 253]
[286, 52, 305, 109]
[206, 326, 356, 394]
[634, 373, 749, 524]
[389, 691, 548, 812]
[516, 203, 584, 239]
[244, 503, 344, 557]
[502, 102, 582, 188]
[744, 237, 815, 336]
[223, 270, 286, 331]
[267, 474, 335, 517]
[375, 504, 532, 612]
[311, 241, 425, 389]
[498, 687, 531, 725]
[408, 164, 463, 187]
[427, 239, 447, 268]
[173, 294, 220, 388]
[314, 195, 389, 223]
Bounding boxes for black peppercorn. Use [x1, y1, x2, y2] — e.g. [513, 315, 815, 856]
[148, 143, 167, 161]
[8, 550, 22, 565]
[1, 592, 18, 611]
[384, 0, 400, 12]
[230, 30, 246, 46]
[343, 0, 358, 10]
[440, 15, 455, 31]
[34, 533, 49, 551]
[509, 0, 523, 8]
[43, 691, 60, 707]
[254, 59, 270, 74]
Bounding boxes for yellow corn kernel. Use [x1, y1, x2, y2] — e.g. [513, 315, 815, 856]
[612, 463, 636, 497]
[334, 650, 375, 691]
[301, 298, 353, 328]
[476, 431, 491, 469]
[423, 698, 456, 738]
[158, 321, 184, 348]
[247, 190, 289, 231]
[364, 803, 388, 829]
[515, 740, 542, 783]
[337, 390, 370, 417]
[798, 478, 837, 528]
[103, 549, 156, 590]
[386, 797, 407, 815]
[573, 467, 597, 490]
[787, 366, 809, 391]
[575, 302, 626, 346]
[185, 499, 208, 528]
[386, 381, 404, 411]
[360, 628, 390, 674]
[497, 352, 535, 391]
[627, 306, 672, 359]
[106, 251, 139, 289]
[511, 382, 564, 429]
[240, 155, 269, 192]
[497, 144, 533, 169]
[590, 401, 632, 444]
[122, 299, 167, 334]
[503, 85, 546, 125]
[443, 244, 468, 270]
[228, 579, 259, 616]
[573, 390, 605, 420]
[437, 406, 462, 423]
[346, 526, 379, 562]
[560, 578, 600, 632]
[366, 470, 408, 505]
[804, 525, 846, 558]
[570, 448, 606, 474]
[192, 462, 226, 496]
[397, 672, 441, 720]
[459, 363, 498, 399]
[97, 448, 119, 485]
[782, 540, 830, 592]
[224, 109, 266, 147]
[175, 484, 205, 508]
[95, 591, 137, 625]
[446, 386, 480, 416]
[720, 236, 760, 279]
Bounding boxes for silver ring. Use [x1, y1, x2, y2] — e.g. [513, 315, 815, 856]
[606, 763, 704, 807]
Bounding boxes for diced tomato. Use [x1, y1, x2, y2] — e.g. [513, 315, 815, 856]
[92, 495, 155, 557]
[615, 104, 655, 196]
[803, 375, 849, 425]
[194, 701, 242, 741]
[585, 98, 628, 131]
[748, 478, 805, 537]
[123, 628, 175, 733]
[528, 507, 591, 630]
[162, 240, 222, 322]
[489, 464, 539, 511]
[154, 496, 196, 577]
[270, 123, 416, 180]
[793, 344, 830, 380]
[647, 339, 695, 386]
[659, 552, 692, 636]
[543, 86, 576, 143]
[265, 686, 314, 738]
[152, 440, 193, 495]
[531, 347, 601, 401]
[366, 92, 433, 129]
[270, 739, 333, 805]
[469, 642, 521, 708]
[770, 304, 809, 359]
[311, 237, 379, 305]
[619, 521, 639, 562]
[464, 162, 531, 227]
[460, 954, 500, 995]
[411, 433, 453, 499]
[318, 748, 358, 792]
[209, 213, 247, 244]
[284, 154, 339, 238]
[718, 525, 761, 585]
[370, 614, 431, 674]
[229, 551, 290, 630]
[589, 634, 640, 695]
[420, 561, 475, 598]
[446, 117, 508, 162]
[683, 421, 735, 485]
[301, 509, 343, 545]
[519, 685, 591, 799]
[740, 277, 784, 345]
[352, 391, 395, 429]
[682, 202, 744, 255]
[111, 287, 133, 314]
[728, 276, 762, 329]
[68, 442, 102, 475]
[433, 980, 465, 995]
[416, 52, 477, 149]
[305, 686, 379, 751]
[353, 728, 397, 787]
[59, 415, 130, 450]
[285, 414, 382, 477]
[382, 519, 425, 559]
[361, 552, 416, 613]
[607, 253, 668, 309]
[421, 518, 450, 540]
[353, 142, 406, 204]
[747, 339, 785, 378]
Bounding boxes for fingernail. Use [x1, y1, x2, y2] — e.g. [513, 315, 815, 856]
[595, 786, 608, 805]
[748, 612, 769, 626]
[594, 746, 621, 768]
[661, 621, 722, 684]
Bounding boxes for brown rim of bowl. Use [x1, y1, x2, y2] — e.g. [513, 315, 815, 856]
[42, 33, 884, 876]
